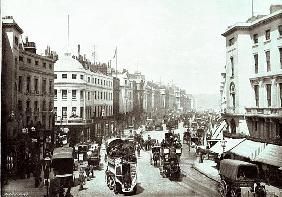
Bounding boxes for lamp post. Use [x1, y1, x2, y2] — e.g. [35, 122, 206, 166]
[220, 138, 227, 156]
[43, 156, 51, 197]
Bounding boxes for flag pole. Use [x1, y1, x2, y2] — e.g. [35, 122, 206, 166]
[115, 46, 117, 78]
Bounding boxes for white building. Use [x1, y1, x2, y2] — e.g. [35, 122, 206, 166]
[222, 5, 282, 141]
[54, 53, 113, 142]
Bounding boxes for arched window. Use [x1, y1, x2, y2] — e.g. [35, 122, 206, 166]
[230, 82, 235, 108]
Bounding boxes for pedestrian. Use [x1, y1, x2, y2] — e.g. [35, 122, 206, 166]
[90, 165, 94, 178]
[78, 169, 85, 190]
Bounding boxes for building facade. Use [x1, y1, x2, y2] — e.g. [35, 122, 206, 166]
[54, 53, 113, 145]
[221, 5, 282, 186]
[222, 5, 282, 141]
[2, 16, 56, 179]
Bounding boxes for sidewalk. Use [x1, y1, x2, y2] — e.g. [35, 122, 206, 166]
[2, 177, 47, 197]
[192, 158, 282, 197]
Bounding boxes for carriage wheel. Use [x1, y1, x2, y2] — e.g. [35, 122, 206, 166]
[219, 180, 227, 197]
[230, 188, 241, 197]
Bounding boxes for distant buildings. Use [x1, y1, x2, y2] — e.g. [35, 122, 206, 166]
[2, 16, 57, 178]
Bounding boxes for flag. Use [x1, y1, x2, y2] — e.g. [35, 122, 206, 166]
[113, 47, 117, 59]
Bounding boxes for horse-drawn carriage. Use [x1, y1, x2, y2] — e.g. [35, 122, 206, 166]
[150, 146, 161, 166]
[159, 132, 182, 180]
[219, 159, 266, 197]
[87, 147, 100, 169]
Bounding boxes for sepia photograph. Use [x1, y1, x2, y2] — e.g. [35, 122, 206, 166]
[1, 0, 282, 196]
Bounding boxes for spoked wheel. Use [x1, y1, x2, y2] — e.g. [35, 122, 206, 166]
[109, 177, 115, 190]
[230, 188, 241, 197]
[219, 180, 227, 197]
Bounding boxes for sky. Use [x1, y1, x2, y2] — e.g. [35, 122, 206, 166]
[2, 0, 281, 95]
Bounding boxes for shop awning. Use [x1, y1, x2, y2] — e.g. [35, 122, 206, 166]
[254, 144, 282, 168]
[229, 140, 267, 160]
[209, 138, 245, 154]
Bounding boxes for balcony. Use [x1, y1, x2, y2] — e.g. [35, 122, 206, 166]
[245, 107, 282, 117]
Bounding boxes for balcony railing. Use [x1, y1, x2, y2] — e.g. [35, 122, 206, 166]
[245, 107, 282, 117]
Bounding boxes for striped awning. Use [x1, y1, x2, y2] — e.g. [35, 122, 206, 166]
[254, 144, 282, 168]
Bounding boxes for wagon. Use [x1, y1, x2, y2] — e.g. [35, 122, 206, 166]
[219, 159, 265, 197]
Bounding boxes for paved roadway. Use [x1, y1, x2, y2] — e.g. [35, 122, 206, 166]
[68, 123, 219, 197]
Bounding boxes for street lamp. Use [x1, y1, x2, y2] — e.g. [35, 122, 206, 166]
[43, 155, 51, 197]
[220, 138, 227, 155]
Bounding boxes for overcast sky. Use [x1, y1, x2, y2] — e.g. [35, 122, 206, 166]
[2, 0, 281, 95]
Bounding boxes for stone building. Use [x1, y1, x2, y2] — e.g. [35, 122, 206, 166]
[54, 53, 113, 144]
[2, 16, 56, 178]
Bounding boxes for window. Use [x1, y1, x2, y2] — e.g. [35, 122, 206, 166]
[34, 78, 39, 93]
[88, 92, 90, 100]
[54, 74, 57, 79]
[54, 107, 57, 119]
[62, 107, 67, 119]
[18, 76, 22, 92]
[49, 101, 52, 111]
[62, 74, 67, 79]
[101, 92, 103, 99]
[254, 85, 259, 107]
[27, 58, 31, 64]
[80, 107, 83, 118]
[42, 79, 47, 93]
[80, 75, 84, 80]
[98, 79, 100, 85]
[265, 51, 271, 72]
[265, 29, 270, 40]
[266, 84, 271, 107]
[49, 64, 52, 69]
[80, 90, 84, 100]
[88, 77, 90, 83]
[104, 80, 105, 86]
[54, 89, 57, 99]
[18, 100, 23, 111]
[94, 91, 97, 100]
[229, 37, 235, 46]
[125, 80, 127, 85]
[35, 60, 39, 65]
[43, 62, 46, 68]
[254, 54, 258, 74]
[280, 83, 282, 107]
[72, 107, 77, 116]
[14, 36, 18, 46]
[26, 76, 30, 93]
[19, 56, 23, 62]
[62, 90, 67, 100]
[230, 57, 234, 77]
[279, 25, 282, 36]
[49, 80, 52, 93]
[72, 90, 76, 99]
[72, 74, 77, 79]
[279, 48, 282, 68]
[42, 100, 46, 111]
[95, 78, 97, 84]
[253, 34, 258, 44]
